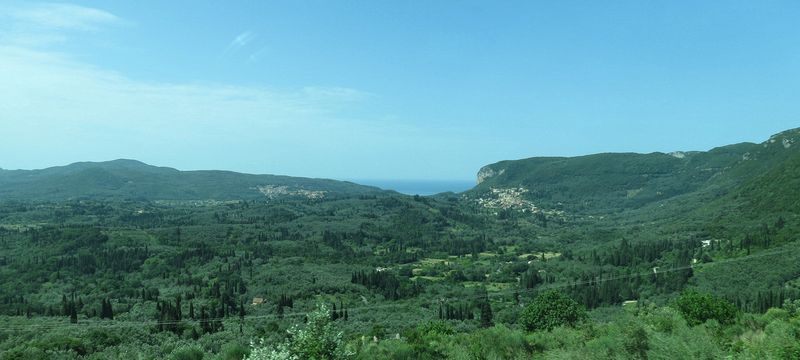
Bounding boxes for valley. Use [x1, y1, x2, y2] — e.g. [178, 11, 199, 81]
[0, 129, 799, 359]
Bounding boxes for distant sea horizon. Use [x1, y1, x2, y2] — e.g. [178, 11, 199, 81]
[348, 179, 475, 196]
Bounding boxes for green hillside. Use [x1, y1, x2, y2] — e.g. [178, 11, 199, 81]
[1, 129, 800, 359]
[0, 159, 383, 201]
[471, 128, 799, 215]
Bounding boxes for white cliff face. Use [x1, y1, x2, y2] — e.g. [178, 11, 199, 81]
[477, 166, 505, 184]
[668, 151, 686, 159]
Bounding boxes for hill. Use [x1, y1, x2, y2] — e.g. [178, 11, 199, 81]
[471, 128, 800, 214]
[0, 159, 382, 201]
[1, 131, 800, 359]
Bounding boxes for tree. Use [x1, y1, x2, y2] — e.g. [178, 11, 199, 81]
[480, 300, 493, 328]
[519, 290, 586, 331]
[61, 294, 68, 316]
[245, 303, 352, 360]
[69, 306, 78, 324]
[100, 298, 113, 319]
[477, 289, 493, 328]
[673, 291, 738, 326]
[623, 324, 649, 359]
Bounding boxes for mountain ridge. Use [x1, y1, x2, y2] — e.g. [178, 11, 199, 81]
[470, 128, 800, 214]
[0, 159, 383, 201]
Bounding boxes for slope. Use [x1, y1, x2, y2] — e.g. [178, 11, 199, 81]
[471, 128, 799, 215]
[0, 159, 382, 201]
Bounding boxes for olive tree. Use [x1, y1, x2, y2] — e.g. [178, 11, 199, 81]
[519, 290, 587, 331]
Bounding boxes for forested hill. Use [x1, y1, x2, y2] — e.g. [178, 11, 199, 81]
[1, 132, 800, 358]
[0, 159, 383, 201]
[470, 128, 800, 213]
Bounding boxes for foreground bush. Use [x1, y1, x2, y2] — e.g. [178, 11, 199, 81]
[245, 304, 352, 360]
[673, 291, 738, 326]
[519, 290, 587, 331]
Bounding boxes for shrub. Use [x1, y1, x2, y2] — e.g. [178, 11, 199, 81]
[519, 290, 587, 331]
[416, 321, 455, 337]
[245, 304, 352, 360]
[673, 291, 738, 326]
[403, 321, 455, 359]
[217, 342, 249, 360]
[461, 325, 532, 359]
[172, 346, 205, 360]
[623, 324, 649, 359]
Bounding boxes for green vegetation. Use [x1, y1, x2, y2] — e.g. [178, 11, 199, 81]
[0, 159, 381, 201]
[245, 304, 352, 360]
[673, 291, 738, 326]
[519, 290, 587, 331]
[0, 128, 799, 358]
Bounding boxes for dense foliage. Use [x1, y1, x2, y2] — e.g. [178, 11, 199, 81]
[673, 290, 738, 326]
[519, 290, 587, 331]
[245, 304, 352, 360]
[1, 129, 799, 358]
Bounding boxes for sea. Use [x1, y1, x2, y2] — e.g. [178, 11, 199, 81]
[351, 180, 475, 196]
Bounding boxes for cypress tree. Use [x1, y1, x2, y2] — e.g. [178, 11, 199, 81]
[480, 301, 493, 328]
[61, 295, 68, 316]
[100, 299, 108, 319]
[69, 306, 78, 323]
[106, 299, 114, 320]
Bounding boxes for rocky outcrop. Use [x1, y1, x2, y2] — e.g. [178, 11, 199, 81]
[765, 127, 799, 149]
[477, 166, 504, 184]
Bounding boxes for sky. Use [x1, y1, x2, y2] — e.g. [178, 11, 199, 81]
[0, 1, 798, 181]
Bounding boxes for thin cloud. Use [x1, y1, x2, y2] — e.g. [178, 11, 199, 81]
[0, 4, 384, 156]
[226, 30, 256, 53]
[0, 45, 396, 173]
[0, 2, 126, 47]
[0, 46, 371, 128]
[11, 3, 123, 31]
[0, 3, 440, 178]
[248, 46, 269, 63]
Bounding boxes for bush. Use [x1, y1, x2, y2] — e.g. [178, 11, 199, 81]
[519, 290, 587, 331]
[623, 324, 649, 359]
[416, 321, 455, 337]
[217, 342, 249, 360]
[459, 325, 532, 359]
[172, 346, 205, 360]
[356, 340, 415, 360]
[403, 321, 455, 359]
[673, 291, 738, 326]
[245, 304, 352, 360]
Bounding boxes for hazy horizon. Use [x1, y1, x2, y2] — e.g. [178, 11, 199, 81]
[1, 1, 798, 180]
[0, 125, 797, 180]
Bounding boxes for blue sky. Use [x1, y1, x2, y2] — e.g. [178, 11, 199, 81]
[1, 1, 798, 181]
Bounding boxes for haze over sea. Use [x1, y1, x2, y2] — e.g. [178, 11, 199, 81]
[351, 180, 475, 196]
